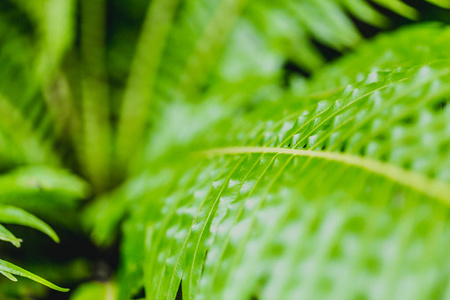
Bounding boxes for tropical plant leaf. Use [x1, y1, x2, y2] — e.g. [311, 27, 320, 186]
[0, 259, 69, 292]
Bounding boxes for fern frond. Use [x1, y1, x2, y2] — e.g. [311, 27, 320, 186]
[119, 58, 450, 299]
[154, 0, 247, 102]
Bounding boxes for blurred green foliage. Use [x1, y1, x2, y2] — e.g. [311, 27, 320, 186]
[0, 0, 449, 299]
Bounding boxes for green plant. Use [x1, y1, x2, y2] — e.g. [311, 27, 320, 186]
[0, 0, 449, 299]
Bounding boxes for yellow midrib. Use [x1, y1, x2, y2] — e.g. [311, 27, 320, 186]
[200, 146, 450, 205]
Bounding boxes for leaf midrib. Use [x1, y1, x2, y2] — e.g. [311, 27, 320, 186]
[200, 146, 450, 205]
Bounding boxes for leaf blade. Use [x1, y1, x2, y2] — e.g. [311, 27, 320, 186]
[0, 259, 69, 292]
[0, 205, 59, 243]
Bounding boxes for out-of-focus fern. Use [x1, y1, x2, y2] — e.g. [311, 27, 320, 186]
[0, 0, 74, 153]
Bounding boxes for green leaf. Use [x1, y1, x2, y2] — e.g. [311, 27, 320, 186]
[0, 259, 69, 292]
[0, 224, 22, 248]
[0, 205, 59, 243]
